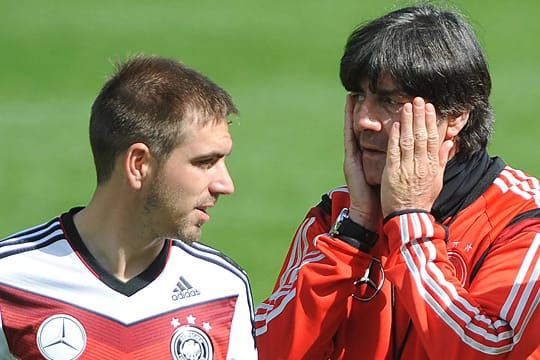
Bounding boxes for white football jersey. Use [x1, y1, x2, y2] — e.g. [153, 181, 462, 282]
[0, 208, 257, 359]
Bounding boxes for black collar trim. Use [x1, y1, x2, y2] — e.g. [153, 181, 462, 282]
[432, 151, 506, 224]
[60, 207, 169, 297]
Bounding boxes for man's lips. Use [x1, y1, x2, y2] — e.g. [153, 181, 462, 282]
[195, 204, 214, 222]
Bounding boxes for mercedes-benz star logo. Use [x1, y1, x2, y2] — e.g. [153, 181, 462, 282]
[36, 314, 87, 360]
[352, 257, 385, 302]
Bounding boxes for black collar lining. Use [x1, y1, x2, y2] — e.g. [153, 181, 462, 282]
[432, 151, 506, 225]
[60, 207, 170, 297]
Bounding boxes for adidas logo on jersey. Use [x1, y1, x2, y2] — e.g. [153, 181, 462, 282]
[171, 276, 201, 301]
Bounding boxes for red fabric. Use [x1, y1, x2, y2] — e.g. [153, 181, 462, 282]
[1, 286, 236, 359]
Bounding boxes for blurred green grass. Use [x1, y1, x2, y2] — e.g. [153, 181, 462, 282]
[1, 0, 539, 305]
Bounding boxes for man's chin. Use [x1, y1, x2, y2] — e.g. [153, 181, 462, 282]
[175, 226, 201, 244]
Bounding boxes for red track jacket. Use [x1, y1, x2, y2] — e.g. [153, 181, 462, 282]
[256, 160, 540, 359]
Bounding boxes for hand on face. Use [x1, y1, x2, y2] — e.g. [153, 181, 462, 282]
[343, 94, 381, 231]
[380, 97, 454, 218]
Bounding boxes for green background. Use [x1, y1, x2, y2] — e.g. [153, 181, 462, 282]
[1, 0, 538, 305]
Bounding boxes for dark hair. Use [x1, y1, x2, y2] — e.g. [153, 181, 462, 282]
[89, 55, 238, 183]
[340, 5, 493, 154]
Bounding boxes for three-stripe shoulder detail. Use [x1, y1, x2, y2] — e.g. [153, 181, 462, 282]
[0, 218, 64, 258]
[171, 240, 254, 314]
[172, 240, 251, 288]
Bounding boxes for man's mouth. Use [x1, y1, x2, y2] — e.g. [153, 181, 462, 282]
[195, 203, 215, 222]
[196, 202, 215, 212]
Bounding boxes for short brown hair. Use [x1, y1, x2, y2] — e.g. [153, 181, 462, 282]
[89, 55, 238, 183]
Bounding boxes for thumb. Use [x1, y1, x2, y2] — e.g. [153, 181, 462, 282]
[439, 139, 454, 168]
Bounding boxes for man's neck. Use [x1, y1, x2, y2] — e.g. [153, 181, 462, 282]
[73, 196, 164, 282]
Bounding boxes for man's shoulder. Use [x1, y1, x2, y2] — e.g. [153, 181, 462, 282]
[490, 165, 540, 204]
[170, 240, 250, 286]
[496, 165, 540, 185]
[325, 185, 350, 199]
[459, 164, 540, 236]
[0, 215, 64, 257]
[314, 185, 351, 215]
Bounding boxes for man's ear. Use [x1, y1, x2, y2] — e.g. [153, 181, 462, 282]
[124, 143, 152, 190]
[445, 110, 470, 139]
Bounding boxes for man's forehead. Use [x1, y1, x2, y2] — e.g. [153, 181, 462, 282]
[181, 120, 232, 148]
[178, 115, 228, 136]
[360, 75, 405, 94]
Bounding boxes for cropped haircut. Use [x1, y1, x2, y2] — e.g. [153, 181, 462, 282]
[340, 5, 494, 155]
[89, 55, 238, 184]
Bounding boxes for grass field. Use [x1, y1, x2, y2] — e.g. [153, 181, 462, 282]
[1, 0, 539, 305]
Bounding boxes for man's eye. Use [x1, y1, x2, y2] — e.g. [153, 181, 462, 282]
[382, 97, 398, 105]
[351, 93, 365, 103]
[195, 158, 218, 169]
[381, 97, 405, 113]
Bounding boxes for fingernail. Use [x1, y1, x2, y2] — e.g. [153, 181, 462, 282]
[403, 103, 412, 113]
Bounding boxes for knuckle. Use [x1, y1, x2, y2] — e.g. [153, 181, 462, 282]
[387, 146, 401, 159]
[400, 136, 414, 148]
[427, 133, 439, 142]
[415, 167, 427, 177]
[414, 130, 427, 142]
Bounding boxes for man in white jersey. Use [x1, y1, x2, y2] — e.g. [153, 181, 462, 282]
[0, 55, 257, 359]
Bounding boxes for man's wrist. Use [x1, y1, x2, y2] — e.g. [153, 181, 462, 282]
[330, 208, 378, 252]
[348, 207, 378, 232]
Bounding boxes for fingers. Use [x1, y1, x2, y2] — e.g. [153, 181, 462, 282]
[386, 109, 402, 171]
[439, 139, 454, 168]
[398, 98, 440, 174]
[399, 102, 414, 168]
[344, 94, 382, 227]
[344, 94, 355, 152]
[344, 94, 361, 160]
[413, 98, 429, 175]
[425, 102, 439, 156]
[382, 97, 449, 215]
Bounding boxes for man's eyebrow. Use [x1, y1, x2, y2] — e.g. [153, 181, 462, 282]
[194, 149, 233, 160]
[376, 87, 409, 97]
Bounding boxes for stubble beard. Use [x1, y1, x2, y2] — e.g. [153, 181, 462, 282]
[143, 179, 201, 245]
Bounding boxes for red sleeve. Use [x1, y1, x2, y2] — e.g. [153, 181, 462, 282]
[384, 212, 540, 359]
[255, 204, 373, 360]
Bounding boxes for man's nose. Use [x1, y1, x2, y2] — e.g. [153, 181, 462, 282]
[210, 162, 235, 195]
[354, 97, 383, 132]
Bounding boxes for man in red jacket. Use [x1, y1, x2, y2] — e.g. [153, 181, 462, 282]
[256, 4, 540, 359]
